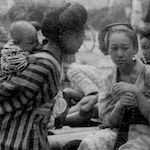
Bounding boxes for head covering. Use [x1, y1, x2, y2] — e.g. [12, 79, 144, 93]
[98, 22, 137, 55]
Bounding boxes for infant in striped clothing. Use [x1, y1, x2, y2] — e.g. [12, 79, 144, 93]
[0, 20, 38, 79]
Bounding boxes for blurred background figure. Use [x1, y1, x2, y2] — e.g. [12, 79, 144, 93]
[139, 25, 150, 64]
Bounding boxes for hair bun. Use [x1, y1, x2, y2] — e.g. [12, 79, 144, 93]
[41, 2, 70, 38]
[41, 2, 87, 39]
[59, 2, 87, 31]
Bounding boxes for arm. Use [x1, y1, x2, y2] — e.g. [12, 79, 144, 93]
[102, 101, 123, 128]
[64, 111, 91, 126]
[102, 92, 137, 128]
[0, 56, 60, 108]
[64, 94, 98, 126]
[67, 94, 98, 115]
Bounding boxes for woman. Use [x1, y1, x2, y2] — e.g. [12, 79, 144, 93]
[139, 25, 150, 64]
[78, 23, 150, 150]
[0, 1, 87, 150]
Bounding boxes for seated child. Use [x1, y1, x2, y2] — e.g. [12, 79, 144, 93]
[61, 63, 108, 127]
[0, 20, 38, 78]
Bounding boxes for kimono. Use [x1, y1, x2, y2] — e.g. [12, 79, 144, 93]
[78, 58, 150, 150]
[0, 49, 61, 150]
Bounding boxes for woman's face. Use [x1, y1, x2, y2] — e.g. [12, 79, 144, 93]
[61, 29, 85, 54]
[141, 37, 150, 63]
[108, 32, 136, 68]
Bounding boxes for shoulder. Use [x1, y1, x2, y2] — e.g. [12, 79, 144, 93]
[30, 50, 61, 75]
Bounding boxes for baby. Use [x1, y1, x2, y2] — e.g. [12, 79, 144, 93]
[1, 20, 38, 77]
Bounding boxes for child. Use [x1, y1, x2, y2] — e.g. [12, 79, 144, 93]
[1, 20, 38, 77]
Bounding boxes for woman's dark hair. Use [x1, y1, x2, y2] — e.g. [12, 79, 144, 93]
[41, 2, 87, 43]
[99, 23, 138, 55]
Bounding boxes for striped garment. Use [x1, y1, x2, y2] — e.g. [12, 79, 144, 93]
[1, 40, 29, 75]
[0, 50, 61, 150]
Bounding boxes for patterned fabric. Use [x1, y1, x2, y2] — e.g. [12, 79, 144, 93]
[0, 50, 61, 150]
[1, 40, 29, 75]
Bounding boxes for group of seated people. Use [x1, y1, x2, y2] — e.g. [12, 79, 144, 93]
[1, 1, 150, 150]
[49, 22, 150, 150]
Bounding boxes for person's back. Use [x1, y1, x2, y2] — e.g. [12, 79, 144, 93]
[0, 1, 88, 149]
[1, 21, 38, 77]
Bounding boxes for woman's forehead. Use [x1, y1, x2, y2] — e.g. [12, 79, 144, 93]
[109, 32, 133, 46]
[109, 32, 131, 41]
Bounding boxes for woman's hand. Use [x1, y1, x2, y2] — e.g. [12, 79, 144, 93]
[117, 92, 137, 108]
[112, 82, 138, 95]
[79, 94, 98, 112]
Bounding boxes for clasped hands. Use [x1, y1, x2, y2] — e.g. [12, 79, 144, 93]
[112, 82, 138, 108]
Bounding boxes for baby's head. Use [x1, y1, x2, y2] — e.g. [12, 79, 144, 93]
[10, 20, 38, 53]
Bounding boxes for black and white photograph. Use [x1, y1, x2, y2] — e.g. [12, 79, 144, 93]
[0, 0, 150, 149]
